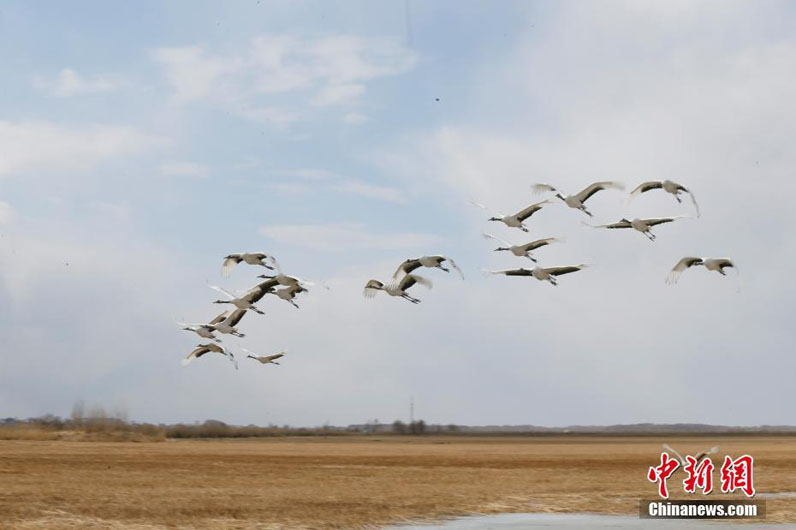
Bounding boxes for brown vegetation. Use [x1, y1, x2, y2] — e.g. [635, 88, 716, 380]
[1, 435, 795, 529]
[0, 415, 165, 443]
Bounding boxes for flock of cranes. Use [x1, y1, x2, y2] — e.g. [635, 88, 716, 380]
[363, 255, 463, 304]
[357, 178, 734, 303]
[177, 178, 736, 367]
[177, 252, 306, 370]
[473, 179, 735, 286]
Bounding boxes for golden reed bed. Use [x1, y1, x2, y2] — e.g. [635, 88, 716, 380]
[1, 435, 795, 528]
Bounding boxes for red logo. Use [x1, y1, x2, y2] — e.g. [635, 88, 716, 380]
[720, 455, 755, 497]
[647, 452, 680, 499]
[648, 450, 755, 498]
[683, 455, 714, 494]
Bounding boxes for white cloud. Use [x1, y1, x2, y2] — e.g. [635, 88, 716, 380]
[231, 156, 261, 171]
[0, 121, 167, 177]
[343, 112, 369, 125]
[152, 34, 417, 123]
[311, 83, 365, 106]
[0, 201, 14, 225]
[269, 182, 312, 194]
[151, 47, 237, 102]
[331, 180, 405, 203]
[158, 162, 210, 179]
[235, 106, 299, 127]
[93, 201, 131, 221]
[265, 168, 405, 202]
[33, 68, 117, 97]
[269, 168, 335, 180]
[259, 223, 438, 251]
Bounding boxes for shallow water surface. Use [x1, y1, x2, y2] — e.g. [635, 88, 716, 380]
[391, 512, 796, 529]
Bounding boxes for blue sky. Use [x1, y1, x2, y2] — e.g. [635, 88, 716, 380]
[2, 1, 796, 427]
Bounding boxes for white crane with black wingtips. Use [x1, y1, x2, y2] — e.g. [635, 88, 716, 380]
[470, 199, 552, 232]
[532, 181, 625, 217]
[484, 265, 588, 286]
[176, 320, 221, 343]
[666, 257, 737, 284]
[586, 216, 687, 241]
[631, 180, 700, 217]
[393, 255, 464, 279]
[662, 443, 719, 467]
[221, 252, 277, 277]
[363, 274, 432, 304]
[209, 308, 247, 337]
[265, 284, 307, 308]
[244, 349, 286, 366]
[207, 280, 272, 314]
[181, 343, 238, 370]
[482, 233, 561, 262]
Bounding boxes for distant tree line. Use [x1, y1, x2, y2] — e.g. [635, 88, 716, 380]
[391, 420, 459, 435]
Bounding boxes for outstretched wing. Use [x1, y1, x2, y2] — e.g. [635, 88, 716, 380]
[643, 216, 683, 227]
[207, 311, 229, 326]
[665, 256, 703, 284]
[363, 280, 381, 298]
[242, 283, 270, 304]
[182, 345, 210, 366]
[685, 190, 700, 217]
[532, 183, 558, 195]
[629, 181, 663, 197]
[221, 256, 242, 278]
[574, 181, 625, 204]
[521, 237, 558, 252]
[208, 284, 236, 300]
[482, 233, 512, 247]
[255, 278, 280, 291]
[694, 446, 719, 463]
[227, 350, 238, 370]
[263, 352, 286, 362]
[223, 308, 247, 327]
[513, 200, 550, 222]
[470, 200, 504, 219]
[710, 258, 737, 276]
[399, 274, 433, 291]
[393, 259, 421, 279]
[662, 443, 686, 467]
[589, 220, 632, 229]
[445, 257, 464, 279]
[485, 268, 533, 277]
[545, 264, 586, 277]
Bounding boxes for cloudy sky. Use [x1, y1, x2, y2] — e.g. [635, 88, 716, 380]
[1, 0, 795, 427]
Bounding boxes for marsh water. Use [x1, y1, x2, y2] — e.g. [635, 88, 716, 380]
[392, 513, 796, 529]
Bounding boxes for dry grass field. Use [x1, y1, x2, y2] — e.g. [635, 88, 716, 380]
[1, 435, 795, 529]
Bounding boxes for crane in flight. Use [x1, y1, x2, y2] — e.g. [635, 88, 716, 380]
[630, 180, 700, 217]
[532, 181, 624, 217]
[363, 274, 432, 303]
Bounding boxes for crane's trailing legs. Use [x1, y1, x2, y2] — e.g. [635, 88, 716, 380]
[403, 294, 421, 304]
